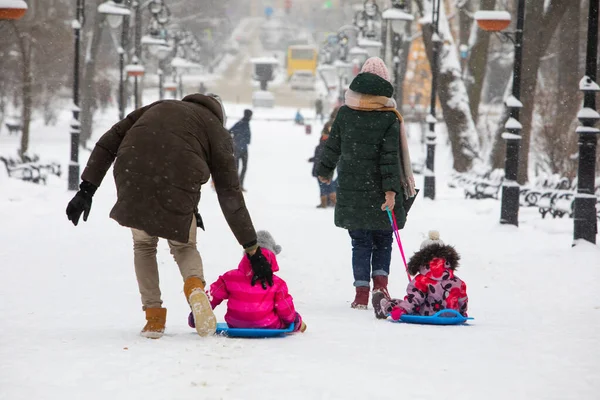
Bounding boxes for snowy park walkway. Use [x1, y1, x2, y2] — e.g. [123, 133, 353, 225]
[1, 103, 599, 400]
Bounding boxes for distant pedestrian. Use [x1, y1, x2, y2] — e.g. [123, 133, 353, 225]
[309, 121, 336, 208]
[315, 96, 324, 122]
[230, 109, 253, 192]
[294, 109, 305, 125]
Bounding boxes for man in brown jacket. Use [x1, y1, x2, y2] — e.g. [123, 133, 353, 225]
[66, 93, 273, 339]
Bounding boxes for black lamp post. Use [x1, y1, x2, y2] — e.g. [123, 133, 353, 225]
[68, 0, 85, 191]
[574, 0, 599, 245]
[133, 0, 142, 109]
[381, 0, 413, 107]
[424, 0, 441, 200]
[98, 1, 131, 120]
[475, 3, 524, 225]
[143, 1, 171, 101]
[500, 0, 525, 226]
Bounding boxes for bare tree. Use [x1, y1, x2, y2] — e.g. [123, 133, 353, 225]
[79, 1, 107, 145]
[488, 0, 571, 183]
[415, 0, 482, 171]
[465, 0, 496, 123]
[6, 0, 72, 158]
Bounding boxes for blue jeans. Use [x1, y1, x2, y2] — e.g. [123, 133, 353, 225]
[317, 178, 337, 196]
[348, 230, 393, 287]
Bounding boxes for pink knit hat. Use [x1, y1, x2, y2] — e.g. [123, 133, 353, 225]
[360, 57, 390, 82]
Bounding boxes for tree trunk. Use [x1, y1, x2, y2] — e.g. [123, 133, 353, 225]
[10, 21, 32, 159]
[421, 0, 481, 171]
[20, 44, 33, 159]
[489, 0, 570, 183]
[396, 1, 414, 111]
[466, 0, 496, 123]
[80, 2, 106, 145]
[549, 0, 581, 177]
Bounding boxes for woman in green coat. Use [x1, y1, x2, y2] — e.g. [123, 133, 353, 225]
[316, 57, 416, 311]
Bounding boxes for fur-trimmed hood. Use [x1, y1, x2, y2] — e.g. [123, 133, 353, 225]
[407, 244, 461, 276]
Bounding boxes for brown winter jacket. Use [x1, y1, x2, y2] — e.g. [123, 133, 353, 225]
[81, 94, 257, 246]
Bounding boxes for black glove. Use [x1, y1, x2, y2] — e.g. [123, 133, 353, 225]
[66, 180, 97, 226]
[247, 247, 274, 290]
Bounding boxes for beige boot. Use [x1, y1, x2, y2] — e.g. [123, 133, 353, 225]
[184, 277, 217, 337]
[141, 308, 167, 339]
[316, 195, 327, 208]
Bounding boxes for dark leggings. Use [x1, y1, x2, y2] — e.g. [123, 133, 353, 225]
[236, 150, 248, 187]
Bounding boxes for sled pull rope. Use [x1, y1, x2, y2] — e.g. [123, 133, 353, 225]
[386, 207, 411, 282]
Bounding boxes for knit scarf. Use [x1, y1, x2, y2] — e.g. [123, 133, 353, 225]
[344, 89, 417, 199]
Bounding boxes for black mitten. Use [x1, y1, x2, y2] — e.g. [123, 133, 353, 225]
[248, 247, 274, 290]
[66, 180, 97, 226]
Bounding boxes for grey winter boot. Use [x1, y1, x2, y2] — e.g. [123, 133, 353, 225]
[372, 290, 390, 319]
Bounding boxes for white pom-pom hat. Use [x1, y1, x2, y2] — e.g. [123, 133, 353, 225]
[420, 230, 445, 250]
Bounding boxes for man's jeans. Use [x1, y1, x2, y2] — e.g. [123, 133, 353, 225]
[348, 230, 393, 287]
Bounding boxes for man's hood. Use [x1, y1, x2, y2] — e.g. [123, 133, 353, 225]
[182, 93, 225, 125]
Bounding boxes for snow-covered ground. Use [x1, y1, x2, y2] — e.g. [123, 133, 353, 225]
[1, 102, 599, 400]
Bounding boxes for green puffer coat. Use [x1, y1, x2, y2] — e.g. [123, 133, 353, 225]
[316, 73, 407, 231]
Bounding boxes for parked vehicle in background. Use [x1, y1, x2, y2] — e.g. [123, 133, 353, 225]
[287, 45, 318, 78]
[290, 70, 316, 91]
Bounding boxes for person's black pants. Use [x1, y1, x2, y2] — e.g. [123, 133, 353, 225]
[236, 149, 248, 188]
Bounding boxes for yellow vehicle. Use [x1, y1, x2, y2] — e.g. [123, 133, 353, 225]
[286, 45, 318, 78]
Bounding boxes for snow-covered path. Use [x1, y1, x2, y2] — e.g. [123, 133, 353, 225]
[1, 104, 599, 400]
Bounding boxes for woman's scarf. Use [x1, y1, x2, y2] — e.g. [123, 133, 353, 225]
[344, 89, 417, 199]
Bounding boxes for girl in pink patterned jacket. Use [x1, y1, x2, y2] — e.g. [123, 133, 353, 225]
[372, 231, 468, 320]
[188, 231, 306, 332]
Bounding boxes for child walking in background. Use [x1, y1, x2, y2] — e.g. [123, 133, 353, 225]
[188, 231, 306, 332]
[309, 122, 337, 208]
[372, 231, 469, 320]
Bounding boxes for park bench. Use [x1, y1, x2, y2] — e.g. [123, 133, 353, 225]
[0, 154, 62, 185]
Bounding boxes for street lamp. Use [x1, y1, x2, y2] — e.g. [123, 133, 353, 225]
[381, 1, 413, 104]
[348, 46, 369, 73]
[475, 4, 523, 225]
[0, 0, 27, 20]
[573, 0, 599, 245]
[142, 34, 172, 100]
[381, 1, 415, 48]
[334, 59, 352, 105]
[132, 0, 171, 106]
[98, 0, 131, 120]
[125, 56, 145, 105]
[423, 0, 442, 200]
[141, 1, 172, 101]
[357, 37, 383, 58]
[354, 0, 381, 40]
[67, 0, 83, 191]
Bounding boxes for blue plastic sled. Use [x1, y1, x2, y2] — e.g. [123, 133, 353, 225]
[215, 322, 295, 338]
[393, 309, 473, 325]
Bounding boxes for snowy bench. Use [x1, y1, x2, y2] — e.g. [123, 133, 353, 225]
[0, 156, 61, 185]
[463, 170, 504, 200]
[550, 191, 575, 219]
[537, 190, 575, 219]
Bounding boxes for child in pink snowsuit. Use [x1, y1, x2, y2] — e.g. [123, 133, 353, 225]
[373, 231, 468, 320]
[188, 231, 306, 332]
